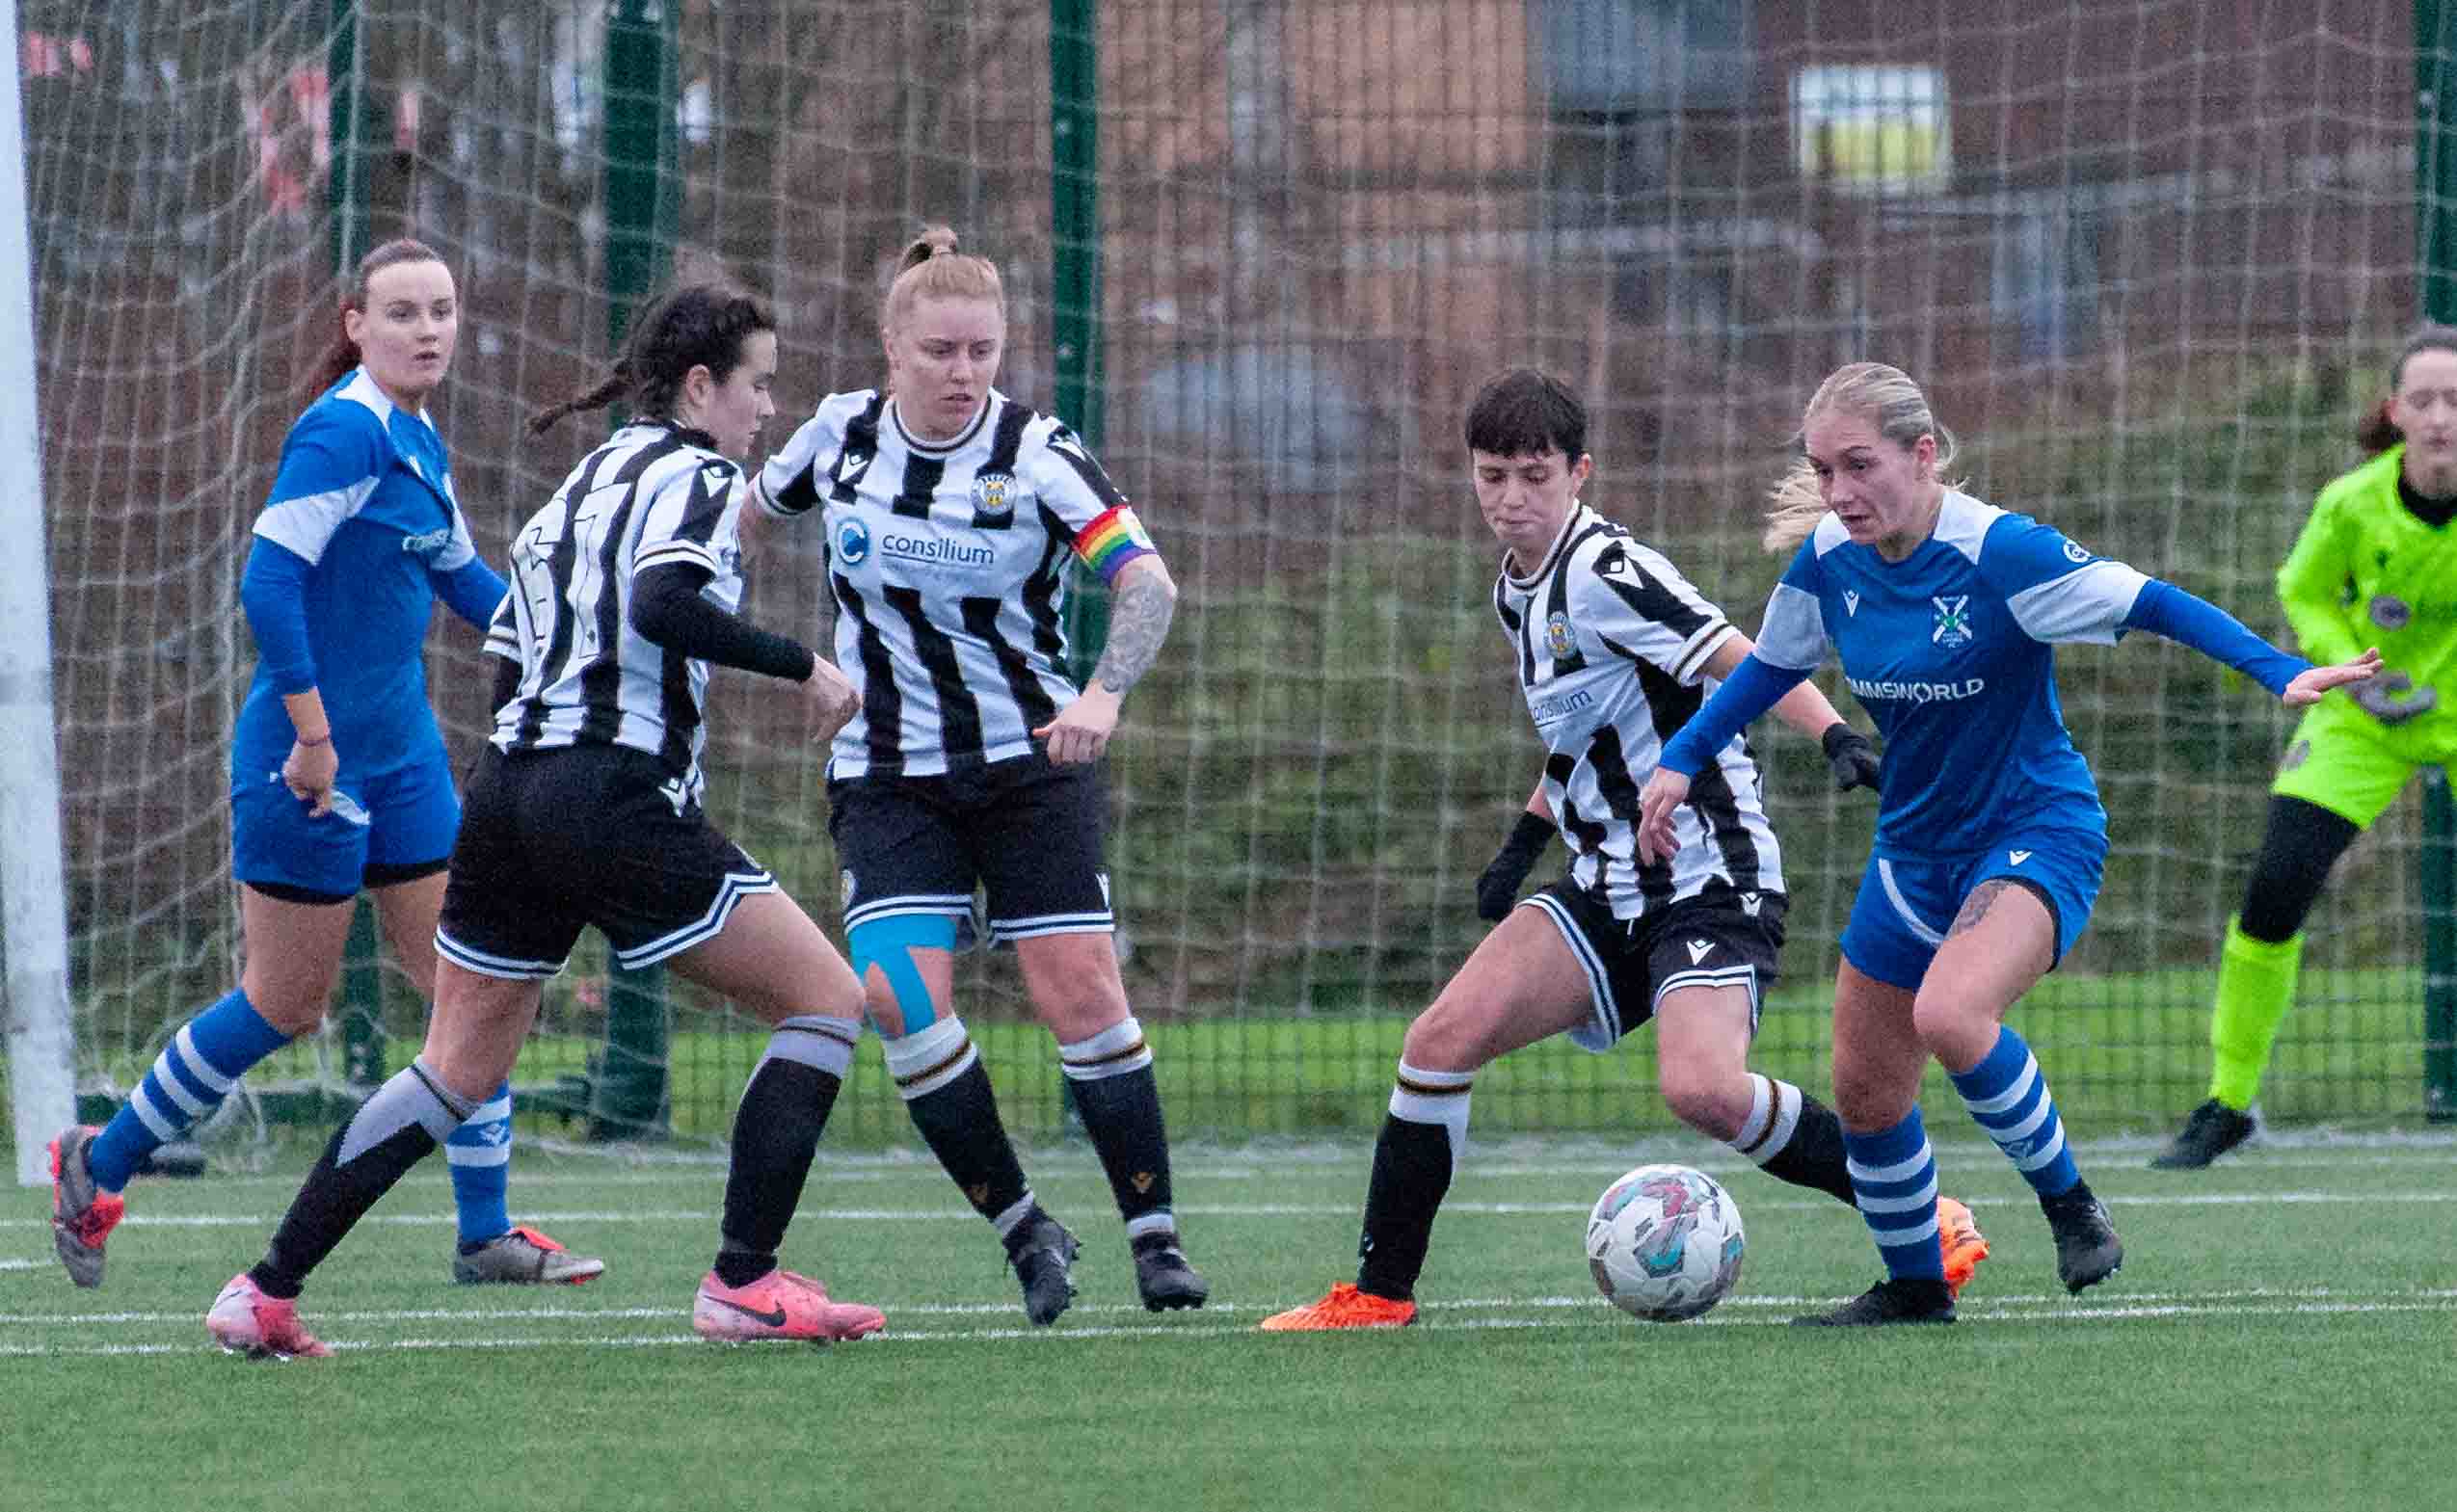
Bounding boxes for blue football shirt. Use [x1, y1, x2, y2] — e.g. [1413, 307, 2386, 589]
[1751, 491, 2150, 856]
[234, 368, 488, 780]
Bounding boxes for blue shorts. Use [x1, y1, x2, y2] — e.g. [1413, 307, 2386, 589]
[1838, 826, 2105, 991]
[229, 756, 462, 899]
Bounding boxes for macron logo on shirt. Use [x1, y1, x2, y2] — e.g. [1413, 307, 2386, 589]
[1843, 590, 1860, 617]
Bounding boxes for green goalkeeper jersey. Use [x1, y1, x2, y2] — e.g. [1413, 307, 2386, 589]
[2277, 444, 2457, 745]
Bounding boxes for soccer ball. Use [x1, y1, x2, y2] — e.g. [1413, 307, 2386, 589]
[1585, 1163, 1746, 1321]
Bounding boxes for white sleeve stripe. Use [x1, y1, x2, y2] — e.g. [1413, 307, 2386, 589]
[635, 541, 718, 572]
[1752, 582, 1829, 670]
[252, 478, 381, 566]
[1671, 622, 1737, 684]
[2006, 561, 2150, 646]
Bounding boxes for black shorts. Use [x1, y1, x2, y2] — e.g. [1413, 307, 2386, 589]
[437, 745, 777, 980]
[1521, 881, 1786, 1053]
[827, 752, 1109, 948]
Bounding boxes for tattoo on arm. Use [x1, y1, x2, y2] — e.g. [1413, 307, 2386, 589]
[1092, 568, 1176, 695]
[1946, 879, 2016, 940]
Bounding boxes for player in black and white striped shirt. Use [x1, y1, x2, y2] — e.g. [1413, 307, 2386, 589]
[1263, 368, 1989, 1330]
[748, 225, 1204, 1321]
[209, 284, 889, 1354]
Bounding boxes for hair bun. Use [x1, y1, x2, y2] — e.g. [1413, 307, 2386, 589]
[901, 225, 961, 272]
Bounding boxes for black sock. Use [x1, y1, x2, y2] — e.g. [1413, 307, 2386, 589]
[250, 1063, 466, 1298]
[1355, 1113, 1453, 1301]
[1758, 1092, 1858, 1207]
[1066, 1066, 1174, 1227]
[904, 1058, 1029, 1222]
[713, 1057, 844, 1288]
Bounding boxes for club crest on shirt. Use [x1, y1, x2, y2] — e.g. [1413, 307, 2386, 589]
[1931, 594, 1973, 649]
[970, 469, 1017, 520]
[2062, 539, 2092, 565]
[837, 517, 871, 566]
[1545, 611, 1575, 660]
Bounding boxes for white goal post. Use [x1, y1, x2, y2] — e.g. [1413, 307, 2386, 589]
[0, 0, 77, 1186]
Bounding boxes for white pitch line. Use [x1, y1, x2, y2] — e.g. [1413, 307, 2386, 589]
[63, 1131, 2457, 1189]
[7, 1292, 2456, 1359]
[8, 1185, 2456, 1234]
[13, 1284, 2455, 1333]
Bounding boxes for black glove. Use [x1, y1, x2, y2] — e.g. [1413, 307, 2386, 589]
[1476, 810, 1555, 921]
[2349, 669, 2438, 727]
[1821, 721, 1882, 792]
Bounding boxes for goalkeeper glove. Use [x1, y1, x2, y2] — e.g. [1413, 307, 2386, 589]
[2349, 669, 2438, 726]
[1822, 721, 1883, 792]
[1476, 811, 1555, 921]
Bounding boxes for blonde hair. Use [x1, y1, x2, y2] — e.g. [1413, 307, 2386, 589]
[883, 225, 1004, 333]
[1762, 361, 1961, 552]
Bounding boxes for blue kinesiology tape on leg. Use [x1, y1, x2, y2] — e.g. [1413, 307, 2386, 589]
[849, 913, 959, 1034]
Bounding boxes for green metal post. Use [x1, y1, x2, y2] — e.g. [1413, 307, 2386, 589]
[327, 0, 367, 274]
[604, 0, 680, 354]
[589, 0, 680, 1140]
[1052, 0, 1108, 690]
[338, 897, 386, 1089]
[2423, 773, 2456, 1120]
[588, 965, 672, 1142]
[1049, 0, 1103, 1137]
[2421, 1, 2457, 324]
[2420, 4, 2457, 1119]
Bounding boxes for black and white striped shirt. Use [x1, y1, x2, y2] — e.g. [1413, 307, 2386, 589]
[756, 386, 1158, 779]
[485, 422, 746, 804]
[1496, 502, 1784, 920]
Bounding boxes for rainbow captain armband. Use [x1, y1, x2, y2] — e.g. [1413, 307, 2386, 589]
[1073, 505, 1159, 584]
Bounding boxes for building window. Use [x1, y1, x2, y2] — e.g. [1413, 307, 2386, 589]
[1536, 1, 1752, 228]
[1992, 208, 2100, 359]
[1536, 0, 1751, 114]
[1792, 64, 1950, 195]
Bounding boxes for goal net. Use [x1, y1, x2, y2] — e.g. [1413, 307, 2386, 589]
[21, 0, 2444, 1147]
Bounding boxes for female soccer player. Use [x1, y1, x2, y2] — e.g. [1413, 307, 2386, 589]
[747, 226, 1204, 1325]
[202, 281, 884, 1356]
[47, 239, 601, 1291]
[2155, 325, 2457, 1168]
[1636, 361, 2381, 1325]
[1258, 367, 1987, 1331]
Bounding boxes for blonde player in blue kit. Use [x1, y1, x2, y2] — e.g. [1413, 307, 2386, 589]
[47, 239, 601, 1293]
[1638, 362, 2381, 1325]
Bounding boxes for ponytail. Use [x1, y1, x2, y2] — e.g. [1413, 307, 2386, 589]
[2354, 398, 2402, 457]
[529, 284, 774, 438]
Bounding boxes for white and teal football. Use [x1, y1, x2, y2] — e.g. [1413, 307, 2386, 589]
[1585, 1163, 1745, 1321]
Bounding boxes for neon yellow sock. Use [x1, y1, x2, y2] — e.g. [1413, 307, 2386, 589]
[2208, 917, 2302, 1110]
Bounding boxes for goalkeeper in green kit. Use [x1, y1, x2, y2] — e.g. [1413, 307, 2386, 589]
[2155, 324, 2457, 1168]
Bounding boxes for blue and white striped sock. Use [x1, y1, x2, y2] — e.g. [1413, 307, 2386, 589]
[87, 989, 290, 1192]
[1843, 1109, 1944, 1282]
[445, 1079, 515, 1249]
[1949, 1026, 2082, 1198]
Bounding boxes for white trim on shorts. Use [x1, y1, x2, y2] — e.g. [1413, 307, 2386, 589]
[614, 866, 780, 969]
[1653, 963, 1764, 1037]
[986, 906, 1115, 944]
[1522, 891, 1624, 1054]
[845, 892, 975, 932]
[1878, 859, 1948, 946]
[435, 928, 567, 982]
